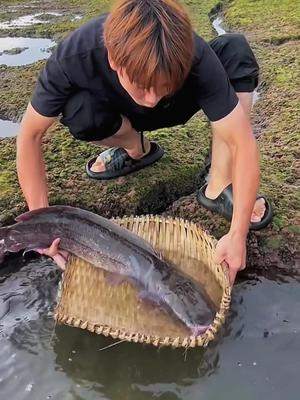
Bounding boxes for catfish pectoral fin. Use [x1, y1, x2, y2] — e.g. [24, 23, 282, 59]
[105, 271, 128, 286]
[138, 290, 161, 307]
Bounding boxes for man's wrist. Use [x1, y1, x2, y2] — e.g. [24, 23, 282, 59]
[229, 226, 248, 241]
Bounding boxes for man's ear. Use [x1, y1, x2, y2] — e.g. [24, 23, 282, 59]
[107, 51, 117, 71]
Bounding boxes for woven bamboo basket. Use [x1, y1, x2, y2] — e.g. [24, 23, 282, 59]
[54, 215, 231, 348]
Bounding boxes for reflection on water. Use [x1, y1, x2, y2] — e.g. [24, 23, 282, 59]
[0, 37, 55, 66]
[0, 119, 20, 138]
[0, 254, 299, 400]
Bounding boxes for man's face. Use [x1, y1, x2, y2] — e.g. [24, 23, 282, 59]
[108, 54, 170, 108]
[117, 69, 170, 107]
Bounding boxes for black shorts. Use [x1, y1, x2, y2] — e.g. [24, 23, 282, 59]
[61, 33, 259, 142]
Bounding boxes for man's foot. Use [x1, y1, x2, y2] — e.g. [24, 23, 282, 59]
[250, 197, 266, 223]
[205, 184, 266, 224]
[85, 141, 165, 180]
[90, 138, 151, 172]
[196, 183, 273, 230]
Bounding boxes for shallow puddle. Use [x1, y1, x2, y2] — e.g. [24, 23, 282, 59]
[0, 12, 63, 29]
[0, 37, 55, 66]
[0, 12, 83, 29]
[0, 119, 20, 138]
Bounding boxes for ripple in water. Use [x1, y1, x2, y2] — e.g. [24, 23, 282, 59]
[0, 256, 59, 340]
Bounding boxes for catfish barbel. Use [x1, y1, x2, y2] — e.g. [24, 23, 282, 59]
[0, 206, 215, 335]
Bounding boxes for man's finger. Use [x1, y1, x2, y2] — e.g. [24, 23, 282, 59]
[60, 250, 69, 260]
[50, 238, 60, 251]
[240, 249, 247, 270]
[229, 268, 238, 287]
[214, 250, 225, 264]
[47, 238, 61, 257]
[53, 254, 66, 271]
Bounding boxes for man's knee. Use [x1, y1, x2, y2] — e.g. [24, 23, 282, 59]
[210, 32, 259, 92]
[222, 33, 248, 47]
[60, 90, 122, 142]
[212, 33, 253, 60]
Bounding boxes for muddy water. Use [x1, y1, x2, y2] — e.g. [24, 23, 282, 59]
[0, 255, 299, 400]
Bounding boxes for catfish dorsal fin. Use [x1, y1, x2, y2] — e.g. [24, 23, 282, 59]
[15, 207, 50, 222]
[15, 205, 76, 222]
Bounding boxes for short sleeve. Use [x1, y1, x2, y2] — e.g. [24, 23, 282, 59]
[191, 37, 238, 122]
[31, 55, 72, 117]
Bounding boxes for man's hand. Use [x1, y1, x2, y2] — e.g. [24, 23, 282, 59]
[35, 238, 69, 271]
[214, 232, 247, 286]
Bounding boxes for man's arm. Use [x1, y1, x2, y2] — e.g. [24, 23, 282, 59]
[211, 101, 260, 283]
[212, 101, 259, 235]
[17, 103, 56, 210]
[17, 103, 68, 270]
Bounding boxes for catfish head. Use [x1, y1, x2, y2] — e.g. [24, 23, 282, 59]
[0, 226, 26, 263]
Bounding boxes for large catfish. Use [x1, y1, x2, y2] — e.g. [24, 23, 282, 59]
[0, 206, 216, 335]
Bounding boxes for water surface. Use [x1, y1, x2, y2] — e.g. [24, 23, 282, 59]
[0, 255, 299, 400]
[0, 37, 55, 66]
[0, 119, 20, 138]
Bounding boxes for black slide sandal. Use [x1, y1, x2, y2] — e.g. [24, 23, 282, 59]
[196, 183, 273, 230]
[85, 142, 164, 180]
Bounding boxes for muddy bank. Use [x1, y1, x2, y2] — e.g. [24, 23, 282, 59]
[0, 0, 299, 272]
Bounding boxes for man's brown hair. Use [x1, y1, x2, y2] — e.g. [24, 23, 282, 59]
[103, 0, 194, 95]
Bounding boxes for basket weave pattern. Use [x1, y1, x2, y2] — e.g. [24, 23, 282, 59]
[54, 215, 231, 348]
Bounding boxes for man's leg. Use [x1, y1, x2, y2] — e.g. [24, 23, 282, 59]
[61, 91, 154, 174]
[205, 92, 266, 223]
[89, 116, 151, 173]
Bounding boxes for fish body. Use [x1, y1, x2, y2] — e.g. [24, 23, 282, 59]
[0, 206, 215, 335]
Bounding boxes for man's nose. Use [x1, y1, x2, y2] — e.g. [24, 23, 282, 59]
[144, 88, 161, 106]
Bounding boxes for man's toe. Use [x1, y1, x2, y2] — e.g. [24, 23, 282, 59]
[90, 159, 105, 172]
[251, 214, 262, 223]
[251, 198, 266, 223]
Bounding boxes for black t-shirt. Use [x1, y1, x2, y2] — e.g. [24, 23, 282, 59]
[31, 14, 238, 123]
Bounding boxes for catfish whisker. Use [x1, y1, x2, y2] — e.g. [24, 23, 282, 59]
[98, 339, 127, 351]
